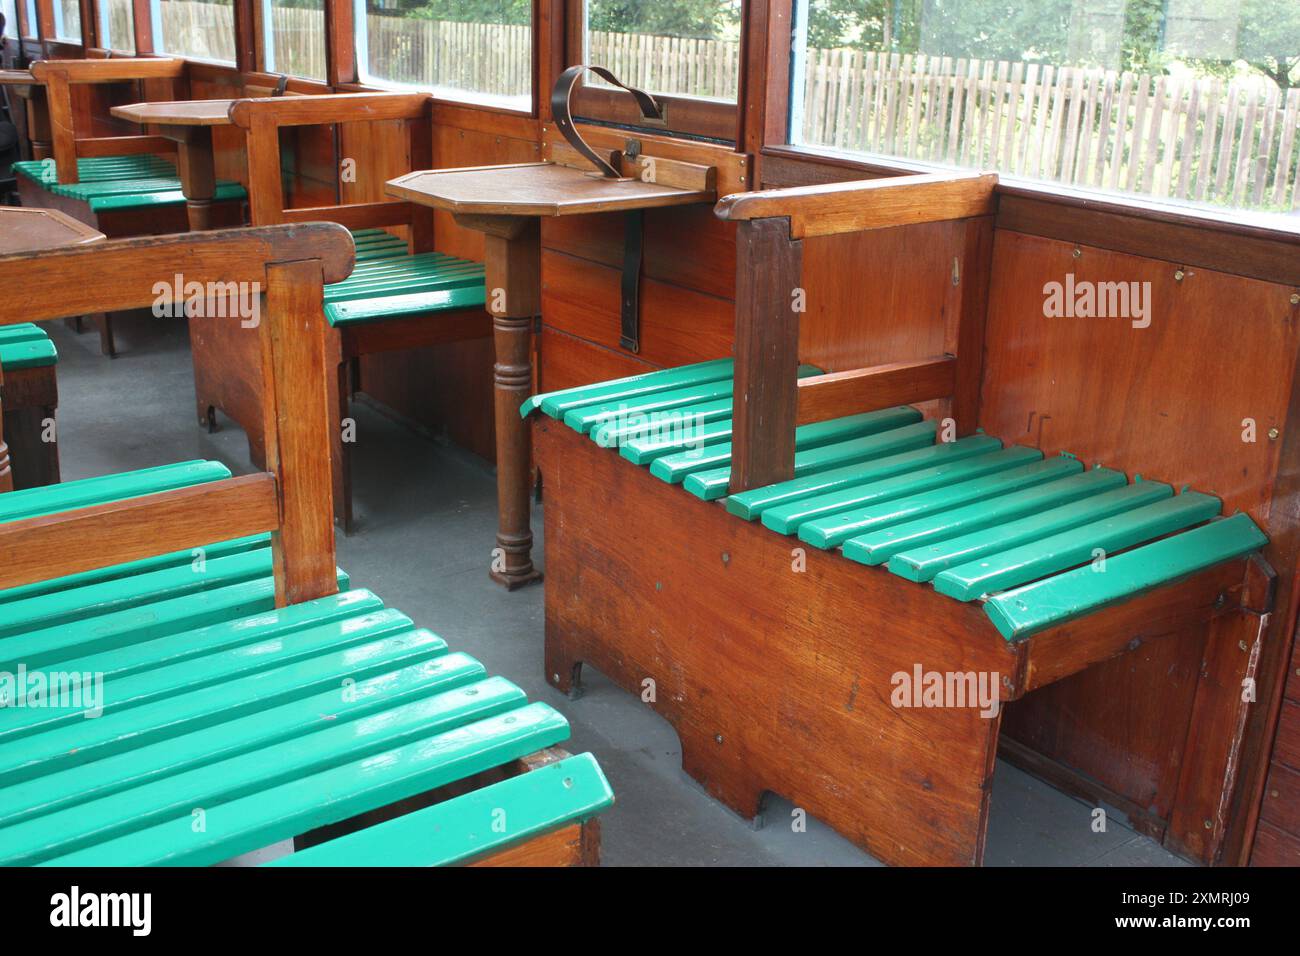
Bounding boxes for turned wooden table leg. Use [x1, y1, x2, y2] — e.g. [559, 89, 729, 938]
[176, 128, 216, 232]
[474, 215, 543, 590]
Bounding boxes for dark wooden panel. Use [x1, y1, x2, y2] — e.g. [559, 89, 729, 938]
[1251, 820, 1300, 865]
[1275, 699, 1300, 770]
[1261, 761, 1300, 835]
[538, 327, 657, 394]
[540, 249, 733, 368]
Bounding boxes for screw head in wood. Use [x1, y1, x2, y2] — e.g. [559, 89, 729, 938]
[1269, 428, 1280, 440]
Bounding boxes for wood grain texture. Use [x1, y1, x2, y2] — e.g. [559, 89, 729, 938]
[0, 475, 279, 591]
[730, 217, 803, 491]
[716, 171, 998, 238]
[796, 357, 954, 425]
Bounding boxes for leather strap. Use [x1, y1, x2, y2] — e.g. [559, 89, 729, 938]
[550, 65, 664, 178]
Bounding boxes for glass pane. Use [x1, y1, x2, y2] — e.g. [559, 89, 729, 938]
[1, 0, 17, 40]
[54, 0, 81, 40]
[790, 0, 1300, 218]
[264, 0, 326, 80]
[355, 0, 531, 110]
[584, 0, 742, 102]
[99, 0, 135, 51]
[156, 0, 236, 63]
[20, 0, 34, 36]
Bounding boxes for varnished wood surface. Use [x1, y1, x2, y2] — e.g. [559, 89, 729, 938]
[796, 356, 955, 425]
[716, 171, 999, 238]
[0, 70, 35, 86]
[111, 98, 236, 126]
[0, 475, 279, 592]
[0, 207, 105, 253]
[30, 57, 186, 83]
[388, 162, 714, 218]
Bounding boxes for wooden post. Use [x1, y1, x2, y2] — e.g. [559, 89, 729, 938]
[260, 258, 339, 607]
[943, 215, 994, 434]
[456, 213, 543, 590]
[44, 71, 76, 184]
[729, 216, 803, 493]
[175, 126, 217, 231]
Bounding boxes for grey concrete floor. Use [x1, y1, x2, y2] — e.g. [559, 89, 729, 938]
[45, 312, 1188, 867]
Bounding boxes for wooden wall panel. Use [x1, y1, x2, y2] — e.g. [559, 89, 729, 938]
[979, 231, 1299, 524]
[538, 327, 655, 392]
[540, 250, 733, 368]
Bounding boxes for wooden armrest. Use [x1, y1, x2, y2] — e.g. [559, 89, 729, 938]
[0, 223, 355, 325]
[228, 92, 431, 129]
[31, 57, 185, 84]
[714, 171, 998, 238]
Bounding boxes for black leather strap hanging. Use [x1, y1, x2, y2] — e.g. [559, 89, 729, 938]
[550, 65, 664, 178]
[272, 74, 289, 96]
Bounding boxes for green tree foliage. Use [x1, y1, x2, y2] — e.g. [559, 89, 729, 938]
[586, 0, 740, 38]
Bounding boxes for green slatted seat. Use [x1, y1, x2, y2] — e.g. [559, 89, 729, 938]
[269, 752, 613, 867]
[0, 325, 57, 371]
[13, 156, 246, 211]
[523, 359, 1268, 641]
[0, 460, 610, 866]
[323, 238, 486, 327]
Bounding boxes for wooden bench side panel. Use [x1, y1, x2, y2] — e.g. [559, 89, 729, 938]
[537, 419, 1015, 866]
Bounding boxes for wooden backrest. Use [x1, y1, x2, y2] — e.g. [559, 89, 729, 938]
[713, 171, 999, 492]
[29, 57, 187, 184]
[228, 92, 433, 240]
[0, 223, 356, 607]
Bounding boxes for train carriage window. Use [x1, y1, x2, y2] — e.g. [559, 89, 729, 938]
[354, 0, 532, 111]
[788, 0, 1300, 218]
[53, 0, 82, 41]
[98, 0, 136, 51]
[264, 0, 327, 80]
[568, 0, 742, 141]
[152, 0, 236, 63]
[19, 0, 35, 36]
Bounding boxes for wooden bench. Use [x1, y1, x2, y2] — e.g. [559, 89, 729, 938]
[0, 323, 58, 488]
[0, 224, 609, 867]
[524, 173, 1274, 866]
[188, 93, 489, 532]
[15, 59, 246, 356]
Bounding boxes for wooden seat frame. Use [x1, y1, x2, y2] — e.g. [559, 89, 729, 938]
[533, 172, 1276, 865]
[186, 93, 491, 532]
[0, 224, 597, 866]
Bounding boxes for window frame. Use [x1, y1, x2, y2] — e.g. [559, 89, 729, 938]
[349, 0, 536, 114]
[562, 0, 741, 144]
[259, 0, 326, 80]
[148, 0, 237, 65]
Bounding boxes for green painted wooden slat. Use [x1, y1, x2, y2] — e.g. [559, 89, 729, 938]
[0, 653, 487, 831]
[323, 257, 481, 296]
[0, 459, 230, 525]
[523, 358, 735, 419]
[41, 701, 571, 867]
[0, 535, 269, 607]
[797, 453, 1073, 549]
[983, 513, 1267, 641]
[0, 624, 447, 785]
[887, 480, 1173, 584]
[684, 420, 939, 502]
[323, 266, 484, 302]
[843, 466, 1127, 567]
[934, 490, 1225, 602]
[564, 365, 823, 436]
[4, 675, 528, 866]
[760, 443, 1027, 536]
[271, 752, 613, 867]
[724, 432, 1000, 519]
[0, 569, 348, 674]
[649, 407, 925, 484]
[621, 416, 737, 465]
[0, 324, 48, 343]
[0, 548, 274, 642]
[592, 395, 735, 448]
[88, 182, 245, 211]
[0, 604, 413, 742]
[0, 338, 57, 369]
[57, 588, 385, 683]
[325, 285, 487, 326]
